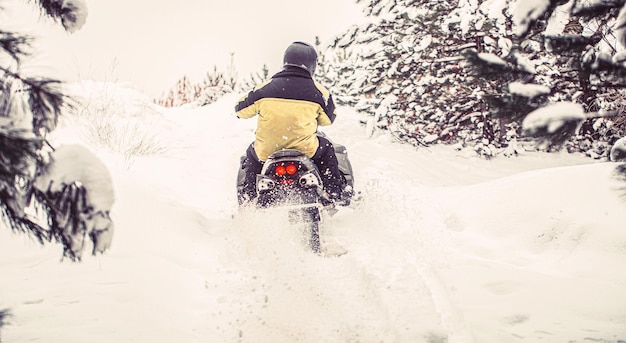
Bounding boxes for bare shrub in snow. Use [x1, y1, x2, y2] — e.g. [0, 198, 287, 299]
[65, 82, 175, 159]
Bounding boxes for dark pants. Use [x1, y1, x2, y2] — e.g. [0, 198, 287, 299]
[241, 136, 344, 201]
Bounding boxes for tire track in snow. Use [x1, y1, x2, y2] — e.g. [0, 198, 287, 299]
[400, 188, 475, 343]
[407, 252, 474, 343]
[341, 177, 475, 342]
[220, 210, 400, 343]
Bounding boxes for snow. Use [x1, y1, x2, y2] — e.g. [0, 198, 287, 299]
[611, 137, 626, 162]
[515, 54, 538, 74]
[60, 0, 88, 33]
[498, 37, 513, 57]
[479, 0, 507, 32]
[453, 0, 479, 35]
[415, 35, 433, 52]
[511, 0, 551, 36]
[508, 81, 551, 98]
[33, 144, 115, 211]
[477, 52, 507, 66]
[1, 86, 625, 342]
[522, 101, 586, 133]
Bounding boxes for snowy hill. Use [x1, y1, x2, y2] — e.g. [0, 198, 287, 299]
[1, 89, 625, 343]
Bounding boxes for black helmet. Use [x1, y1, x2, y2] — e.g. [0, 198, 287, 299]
[283, 41, 317, 75]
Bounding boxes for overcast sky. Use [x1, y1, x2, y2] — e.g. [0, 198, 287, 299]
[6, 0, 366, 96]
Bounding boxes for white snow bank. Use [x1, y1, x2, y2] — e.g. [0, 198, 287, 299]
[436, 162, 626, 342]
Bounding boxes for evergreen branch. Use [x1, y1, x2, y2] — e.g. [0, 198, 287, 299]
[40, 183, 89, 261]
[615, 164, 626, 198]
[593, 56, 626, 74]
[0, 308, 9, 342]
[545, 34, 603, 53]
[27, 78, 66, 133]
[1, 0, 89, 262]
[517, 0, 571, 38]
[586, 109, 625, 119]
[483, 94, 546, 122]
[523, 120, 582, 150]
[32, 0, 69, 20]
[0, 65, 64, 101]
[30, 0, 84, 31]
[595, 82, 626, 88]
[0, 308, 8, 325]
[462, 49, 533, 81]
[617, 163, 626, 180]
[0, 129, 42, 182]
[0, 188, 69, 257]
[572, 0, 626, 19]
[0, 202, 49, 245]
[0, 30, 32, 63]
[0, 66, 67, 132]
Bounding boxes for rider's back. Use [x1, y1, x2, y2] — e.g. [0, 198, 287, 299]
[234, 66, 336, 161]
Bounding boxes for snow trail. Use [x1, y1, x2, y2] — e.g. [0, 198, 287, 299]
[345, 177, 474, 342]
[153, 98, 597, 342]
[4, 91, 624, 343]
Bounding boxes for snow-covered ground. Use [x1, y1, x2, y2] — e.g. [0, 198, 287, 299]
[1, 89, 625, 343]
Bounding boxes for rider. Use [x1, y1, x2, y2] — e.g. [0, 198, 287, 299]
[235, 41, 347, 205]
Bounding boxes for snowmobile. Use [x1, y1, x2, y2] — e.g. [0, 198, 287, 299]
[236, 135, 354, 254]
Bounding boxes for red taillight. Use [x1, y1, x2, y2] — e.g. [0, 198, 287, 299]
[275, 165, 286, 176]
[286, 163, 297, 175]
[275, 163, 297, 176]
[281, 179, 295, 185]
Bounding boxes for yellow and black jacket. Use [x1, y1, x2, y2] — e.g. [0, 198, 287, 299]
[235, 66, 336, 161]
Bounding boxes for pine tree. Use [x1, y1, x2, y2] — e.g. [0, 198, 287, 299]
[326, 0, 626, 160]
[326, 0, 511, 154]
[1, 9, 67, 242]
[1, 0, 112, 261]
[240, 64, 270, 91]
[196, 66, 233, 106]
[155, 56, 242, 108]
[464, 0, 626, 157]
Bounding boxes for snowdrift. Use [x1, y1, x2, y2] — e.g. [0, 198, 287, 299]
[1, 89, 625, 343]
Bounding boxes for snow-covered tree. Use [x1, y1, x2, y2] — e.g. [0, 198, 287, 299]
[464, 0, 626, 157]
[195, 65, 236, 106]
[325, 0, 510, 154]
[1, 0, 114, 261]
[325, 0, 626, 159]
